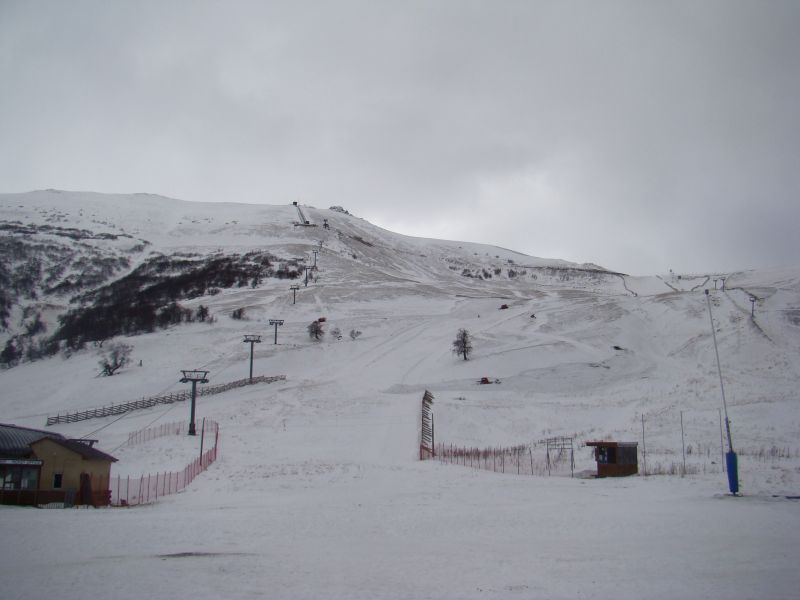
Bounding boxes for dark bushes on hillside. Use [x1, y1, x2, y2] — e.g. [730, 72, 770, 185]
[50, 251, 300, 349]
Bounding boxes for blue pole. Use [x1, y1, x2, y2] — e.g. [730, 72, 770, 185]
[726, 452, 739, 495]
[705, 289, 739, 495]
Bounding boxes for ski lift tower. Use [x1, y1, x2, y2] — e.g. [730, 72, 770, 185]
[269, 319, 284, 344]
[180, 369, 209, 436]
[242, 334, 261, 382]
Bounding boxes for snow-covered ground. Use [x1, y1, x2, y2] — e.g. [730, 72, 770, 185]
[1, 191, 799, 599]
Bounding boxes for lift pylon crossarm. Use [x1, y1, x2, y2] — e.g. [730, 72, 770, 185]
[180, 370, 209, 383]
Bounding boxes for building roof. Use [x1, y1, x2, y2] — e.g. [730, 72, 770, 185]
[0, 423, 61, 458]
[0, 423, 117, 462]
[585, 441, 638, 448]
[31, 437, 118, 463]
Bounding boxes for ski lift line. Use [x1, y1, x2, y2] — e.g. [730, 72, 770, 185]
[76, 380, 183, 438]
[74, 353, 231, 441]
[279, 419, 415, 430]
[4, 411, 52, 420]
[108, 401, 181, 453]
[77, 376, 191, 440]
[719, 288, 774, 343]
[78, 405, 140, 440]
[197, 358, 233, 380]
[48, 372, 190, 423]
[57, 358, 222, 431]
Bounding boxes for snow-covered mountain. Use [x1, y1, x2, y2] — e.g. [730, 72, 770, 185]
[0, 189, 627, 360]
[1, 190, 799, 599]
[0, 190, 615, 347]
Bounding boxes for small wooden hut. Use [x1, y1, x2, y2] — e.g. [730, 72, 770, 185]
[585, 441, 638, 477]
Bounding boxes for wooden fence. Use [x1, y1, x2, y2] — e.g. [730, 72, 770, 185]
[434, 442, 574, 477]
[45, 375, 285, 426]
[420, 390, 435, 460]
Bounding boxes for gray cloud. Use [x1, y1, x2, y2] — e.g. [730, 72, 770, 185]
[1, 1, 799, 274]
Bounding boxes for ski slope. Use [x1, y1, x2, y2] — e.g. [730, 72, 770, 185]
[1, 191, 799, 599]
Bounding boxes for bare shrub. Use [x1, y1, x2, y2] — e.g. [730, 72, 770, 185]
[99, 342, 132, 376]
[308, 320, 324, 340]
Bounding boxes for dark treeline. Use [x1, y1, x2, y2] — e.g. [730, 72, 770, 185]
[1, 250, 303, 367]
[54, 251, 301, 350]
[0, 235, 132, 329]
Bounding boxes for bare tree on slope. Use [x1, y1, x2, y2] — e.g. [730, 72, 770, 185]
[99, 342, 132, 376]
[452, 329, 473, 361]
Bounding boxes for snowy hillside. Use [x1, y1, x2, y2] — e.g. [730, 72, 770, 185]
[1, 190, 799, 599]
[0, 190, 613, 354]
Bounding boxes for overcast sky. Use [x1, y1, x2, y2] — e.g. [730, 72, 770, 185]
[1, 1, 798, 275]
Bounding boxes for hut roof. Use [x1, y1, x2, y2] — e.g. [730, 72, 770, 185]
[31, 437, 118, 463]
[0, 423, 116, 462]
[585, 441, 638, 448]
[0, 423, 58, 458]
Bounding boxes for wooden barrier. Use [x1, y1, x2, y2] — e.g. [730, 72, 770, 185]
[46, 375, 285, 426]
[435, 443, 555, 477]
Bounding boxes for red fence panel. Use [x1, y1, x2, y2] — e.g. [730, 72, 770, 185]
[110, 421, 220, 506]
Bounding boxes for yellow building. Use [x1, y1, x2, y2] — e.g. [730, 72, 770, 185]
[0, 423, 117, 507]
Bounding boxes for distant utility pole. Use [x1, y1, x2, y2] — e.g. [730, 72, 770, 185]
[269, 319, 284, 344]
[242, 334, 261, 382]
[312, 250, 319, 268]
[720, 277, 726, 291]
[180, 370, 209, 436]
[705, 288, 738, 494]
[750, 296, 756, 318]
[641, 414, 647, 477]
[290, 285, 300, 304]
[718, 408, 725, 473]
[304, 266, 311, 287]
[713, 278, 719, 290]
[680, 411, 686, 476]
